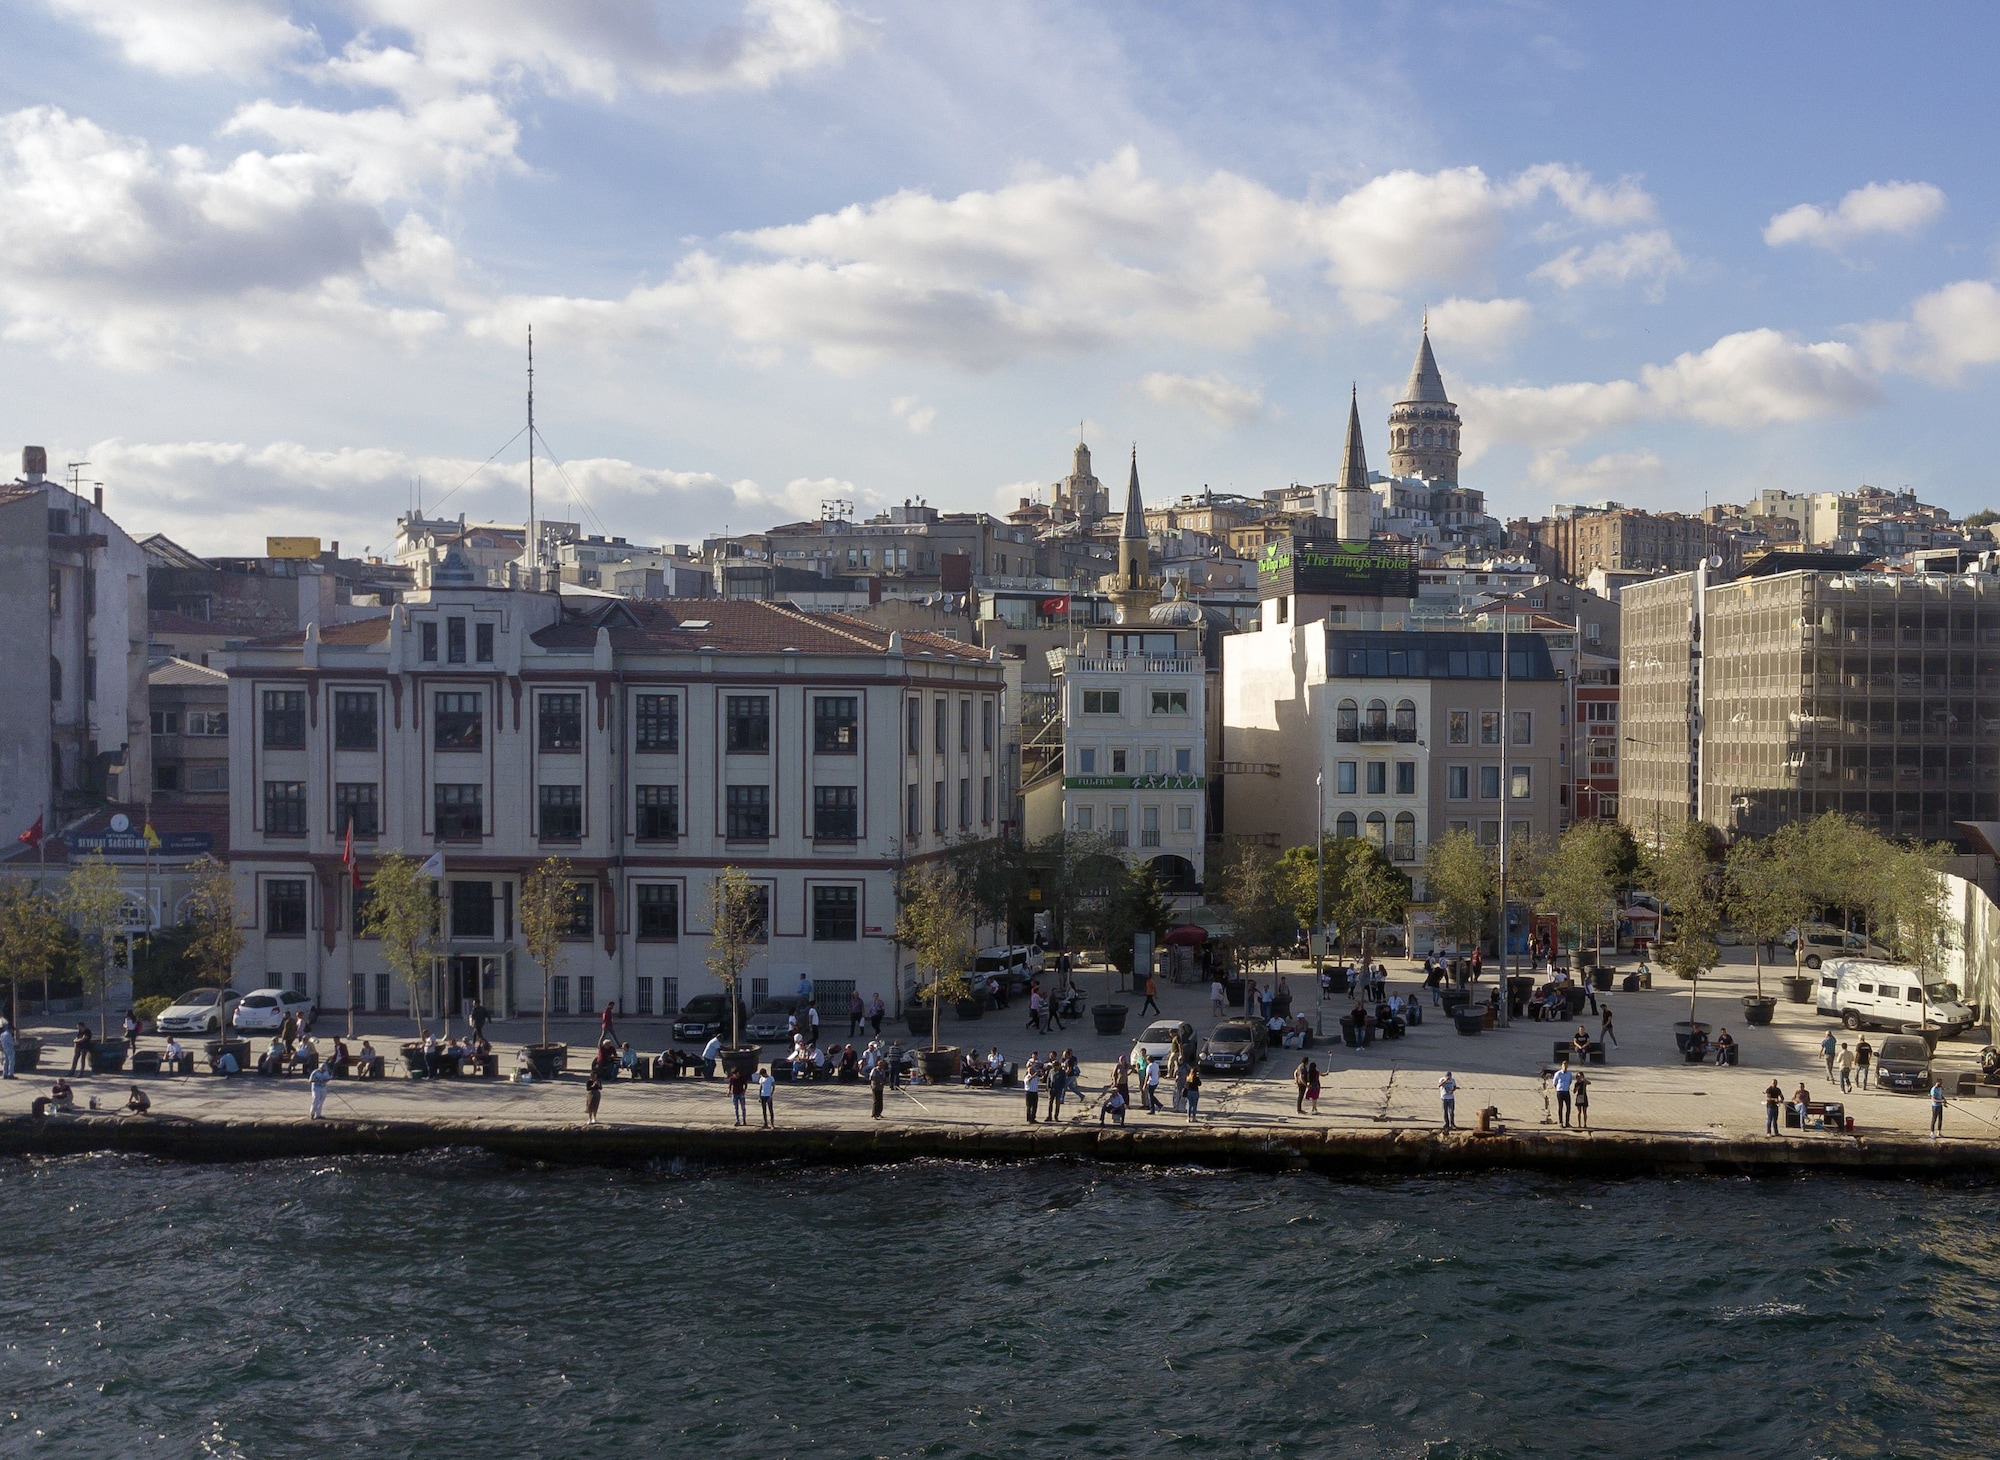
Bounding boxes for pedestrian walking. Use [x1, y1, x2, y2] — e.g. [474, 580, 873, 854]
[1, 1019, 15, 1080]
[585, 1071, 603, 1125]
[308, 1059, 331, 1119]
[1572, 1072, 1590, 1131]
[869, 993, 885, 1036]
[1024, 1055, 1042, 1123]
[1764, 1079, 1784, 1136]
[1211, 979, 1225, 1018]
[1599, 1003, 1617, 1048]
[1046, 1058, 1067, 1122]
[1552, 1063, 1575, 1129]
[1026, 984, 1044, 1033]
[1837, 1042, 1854, 1093]
[1306, 1061, 1321, 1115]
[470, 999, 489, 1046]
[759, 1067, 776, 1128]
[1821, 1031, 1838, 1079]
[1183, 1067, 1202, 1123]
[808, 1005, 821, 1046]
[1144, 1056, 1162, 1114]
[1930, 1080, 1946, 1136]
[870, 1060, 887, 1119]
[888, 1041, 904, 1088]
[70, 1021, 91, 1073]
[848, 990, 863, 1037]
[1855, 1037, 1872, 1089]
[122, 1008, 140, 1054]
[1292, 1057, 1310, 1115]
[1142, 974, 1161, 1017]
[1438, 1071, 1458, 1130]
[728, 1065, 749, 1126]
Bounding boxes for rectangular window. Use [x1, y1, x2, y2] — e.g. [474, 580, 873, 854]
[1479, 710, 1502, 746]
[745, 884, 771, 943]
[435, 783, 483, 839]
[187, 710, 228, 737]
[475, 622, 494, 663]
[814, 785, 858, 840]
[1510, 819, 1532, 844]
[579, 975, 598, 1012]
[538, 693, 584, 752]
[1178, 805, 1195, 831]
[446, 617, 467, 664]
[636, 883, 680, 940]
[636, 978, 653, 1017]
[1079, 747, 1097, 774]
[960, 697, 971, 752]
[726, 695, 770, 753]
[433, 692, 482, 751]
[335, 782, 379, 837]
[564, 883, 595, 939]
[262, 690, 305, 748]
[935, 697, 947, 753]
[635, 785, 680, 840]
[419, 621, 438, 662]
[635, 694, 680, 753]
[906, 698, 920, 755]
[1510, 765, 1532, 799]
[1448, 765, 1470, 799]
[265, 879, 307, 936]
[1480, 765, 1501, 800]
[983, 700, 995, 751]
[375, 973, 391, 1011]
[1396, 761, 1417, 795]
[1177, 748, 1194, 774]
[933, 780, 946, 834]
[539, 784, 583, 840]
[263, 780, 306, 835]
[814, 696, 859, 753]
[1075, 805, 1094, 831]
[151, 710, 181, 736]
[1511, 710, 1533, 746]
[351, 882, 376, 939]
[549, 976, 569, 1016]
[185, 764, 228, 792]
[1478, 819, 1500, 847]
[1448, 710, 1469, 745]
[1144, 749, 1160, 774]
[1109, 805, 1128, 846]
[812, 886, 859, 942]
[1141, 805, 1161, 846]
[1111, 749, 1127, 774]
[333, 691, 378, 750]
[958, 776, 970, 828]
[1150, 690, 1189, 715]
[451, 880, 493, 939]
[726, 784, 770, 839]
[1366, 762, 1387, 795]
[907, 783, 921, 838]
[982, 775, 993, 823]
[1337, 761, 1357, 795]
[659, 977, 679, 1015]
[1082, 690, 1121, 714]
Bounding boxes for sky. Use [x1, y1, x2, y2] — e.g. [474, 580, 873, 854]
[3, 0, 2000, 556]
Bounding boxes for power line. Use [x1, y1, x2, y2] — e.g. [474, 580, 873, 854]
[532, 426, 611, 538]
[424, 426, 528, 517]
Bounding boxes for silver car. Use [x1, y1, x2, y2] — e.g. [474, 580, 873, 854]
[155, 987, 241, 1035]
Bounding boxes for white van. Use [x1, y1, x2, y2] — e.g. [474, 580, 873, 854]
[1814, 958, 1976, 1036]
[971, 946, 1044, 995]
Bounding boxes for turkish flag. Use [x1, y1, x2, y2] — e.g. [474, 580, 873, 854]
[1040, 595, 1071, 616]
[17, 815, 42, 848]
[342, 821, 359, 888]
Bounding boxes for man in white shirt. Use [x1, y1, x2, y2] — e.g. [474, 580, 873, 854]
[1211, 980, 1225, 1018]
[1552, 1063, 1575, 1128]
[700, 1034, 722, 1078]
[1438, 1071, 1459, 1130]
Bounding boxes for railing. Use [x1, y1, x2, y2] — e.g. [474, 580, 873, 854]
[1065, 656, 1202, 674]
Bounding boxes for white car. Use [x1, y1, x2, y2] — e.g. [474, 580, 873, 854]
[232, 988, 316, 1033]
[155, 987, 242, 1036]
[1783, 925, 1891, 969]
[1129, 1019, 1194, 1070]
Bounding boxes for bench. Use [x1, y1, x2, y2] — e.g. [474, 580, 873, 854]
[1956, 1074, 2000, 1098]
[1784, 1100, 1846, 1131]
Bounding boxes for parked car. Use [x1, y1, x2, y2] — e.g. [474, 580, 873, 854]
[1815, 959, 1976, 1036]
[1130, 1019, 1195, 1069]
[231, 988, 315, 1033]
[1873, 1034, 1934, 1094]
[155, 987, 241, 1035]
[1783, 924, 1891, 969]
[672, 994, 750, 1043]
[1199, 1019, 1268, 1074]
[744, 998, 807, 1043]
[972, 946, 1044, 998]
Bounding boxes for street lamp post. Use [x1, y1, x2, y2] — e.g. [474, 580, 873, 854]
[1485, 582, 1545, 1027]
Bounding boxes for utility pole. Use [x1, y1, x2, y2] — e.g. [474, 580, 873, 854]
[525, 325, 536, 590]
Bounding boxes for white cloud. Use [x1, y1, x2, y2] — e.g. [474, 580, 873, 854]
[1527, 446, 1665, 501]
[1764, 181, 1946, 249]
[1465, 327, 1877, 447]
[1857, 277, 2000, 384]
[1532, 229, 1684, 293]
[222, 92, 522, 204]
[45, 0, 313, 78]
[1507, 163, 1658, 227]
[1424, 296, 1532, 357]
[1139, 370, 1266, 425]
[890, 395, 936, 434]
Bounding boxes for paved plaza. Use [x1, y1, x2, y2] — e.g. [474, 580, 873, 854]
[5, 948, 1991, 1144]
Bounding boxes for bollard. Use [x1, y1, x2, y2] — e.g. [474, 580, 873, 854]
[1477, 1105, 1499, 1134]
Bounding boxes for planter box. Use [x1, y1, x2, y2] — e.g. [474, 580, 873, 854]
[1224, 980, 1246, 1008]
[717, 1046, 760, 1080]
[523, 1043, 568, 1080]
[954, 998, 985, 1021]
[12, 1038, 41, 1073]
[88, 1043, 128, 1074]
[1742, 996, 1776, 1026]
[1591, 969, 1613, 992]
[205, 1039, 251, 1073]
[1451, 1010, 1485, 1036]
[130, 1051, 162, 1075]
[1091, 1004, 1130, 1036]
[918, 1048, 962, 1084]
[1783, 975, 1816, 1005]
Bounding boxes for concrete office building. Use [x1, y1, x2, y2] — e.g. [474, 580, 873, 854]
[222, 568, 1003, 1022]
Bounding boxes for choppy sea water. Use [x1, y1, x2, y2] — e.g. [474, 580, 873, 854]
[2, 1154, 1997, 1457]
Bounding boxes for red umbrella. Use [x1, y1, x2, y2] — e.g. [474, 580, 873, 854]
[1163, 925, 1208, 946]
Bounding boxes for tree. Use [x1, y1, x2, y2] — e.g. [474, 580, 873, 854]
[60, 853, 127, 1039]
[182, 856, 244, 990]
[0, 881, 66, 1028]
[705, 866, 764, 1051]
[1025, 829, 1121, 953]
[1536, 822, 1623, 964]
[1096, 865, 1174, 983]
[1424, 830, 1494, 962]
[520, 855, 580, 1050]
[1214, 837, 1293, 973]
[945, 834, 1031, 949]
[1326, 838, 1411, 968]
[1802, 812, 1871, 939]
[1723, 824, 1813, 997]
[894, 861, 974, 1052]
[1646, 821, 1722, 1027]
[1871, 840, 1954, 978]
[364, 855, 439, 1036]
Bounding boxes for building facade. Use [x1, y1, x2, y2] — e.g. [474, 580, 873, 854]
[222, 591, 1003, 1022]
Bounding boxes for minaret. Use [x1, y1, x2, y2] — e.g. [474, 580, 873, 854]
[1336, 385, 1373, 543]
[1101, 447, 1161, 624]
[1386, 321, 1461, 484]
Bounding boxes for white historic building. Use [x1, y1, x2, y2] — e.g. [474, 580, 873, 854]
[222, 562, 1003, 1023]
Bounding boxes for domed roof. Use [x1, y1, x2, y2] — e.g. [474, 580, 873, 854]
[1149, 596, 1205, 627]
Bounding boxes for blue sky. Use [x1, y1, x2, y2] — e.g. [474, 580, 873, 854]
[2, 0, 1997, 554]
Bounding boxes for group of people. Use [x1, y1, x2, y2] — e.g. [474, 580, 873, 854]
[413, 1029, 489, 1078]
[1818, 1032, 1877, 1091]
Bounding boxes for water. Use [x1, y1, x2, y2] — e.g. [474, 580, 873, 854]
[3, 1155, 1998, 1458]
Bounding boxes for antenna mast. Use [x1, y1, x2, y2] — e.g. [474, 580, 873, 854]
[526, 325, 537, 589]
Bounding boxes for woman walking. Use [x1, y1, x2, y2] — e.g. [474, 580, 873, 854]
[584, 1070, 603, 1126]
[1183, 1067, 1203, 1124]
[1573, 1072, 1591, 1131]
[1305, 1061, 1321, 1115]
[759, 1066, 776, 1128]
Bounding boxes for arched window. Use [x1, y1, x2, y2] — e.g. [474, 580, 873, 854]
[49, 656, 61, 703]
[1394, 811, 1417, 862]
[1422, 427, 1434, 447]
[1335, 812, 1358, 840]
[1365, 811, 1388, 850]
[1365, 698, 1388, 738]
[1394, 699, 1417, 740]
[1336, 697, 1358, 742]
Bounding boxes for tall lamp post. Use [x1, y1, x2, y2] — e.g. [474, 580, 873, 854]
[1315, 770, 1326, 982]
[1485, 581, 1545, 1026]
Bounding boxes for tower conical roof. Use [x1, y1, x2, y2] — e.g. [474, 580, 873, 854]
[1121, 448, 1146, 540]
[1338, 386, 1369, 493]
[1400, 327, 1450, 404]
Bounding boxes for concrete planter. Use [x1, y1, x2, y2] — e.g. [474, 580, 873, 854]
[1742, 996, 1776, 1026]
[523, 1043, 568, 1080]
[918, 1048, 962, 1084]
[12, 1037, 41, 1073]
[717, 1047, 760, 1081]
[88, 1043, 128, 1074]
[1451, 1010, 1485, 1036]
[1091, 1004, 1130, 1036]
[1784, 976, 1816, 1004]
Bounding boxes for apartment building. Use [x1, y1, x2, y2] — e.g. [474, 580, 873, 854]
[223, 586, 1003, 1022]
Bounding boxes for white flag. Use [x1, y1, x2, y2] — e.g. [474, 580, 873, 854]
[418, 851, 445, 879]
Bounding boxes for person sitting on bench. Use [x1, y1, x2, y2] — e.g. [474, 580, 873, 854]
[50, 1078, 76, 1111]
[1685, 1027, 1709, 1062]
[618, 1043, 641, 1080]
[356, 1040, 379, 1078]
[1571, 1025, 1592, 1058]
[1713, 1028, 1737, 1065]
[163, 1036, 185, 1071]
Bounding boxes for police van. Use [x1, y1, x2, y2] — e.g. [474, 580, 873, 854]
[1814, 958, 1976, 1036]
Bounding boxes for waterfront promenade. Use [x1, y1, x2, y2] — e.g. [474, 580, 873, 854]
[4, 950, 1991, 1165]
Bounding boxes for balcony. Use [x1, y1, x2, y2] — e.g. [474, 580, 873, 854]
[1066, 656, 1202, 674]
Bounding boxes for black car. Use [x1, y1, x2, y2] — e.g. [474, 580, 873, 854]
[1199, 1019, 1269, 1074]
[671, 995, 750, 1043]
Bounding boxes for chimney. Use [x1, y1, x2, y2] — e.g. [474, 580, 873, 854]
[330, 540, 340, 558]
[22, 446, 45, 482]
[94, 485, 103, 511]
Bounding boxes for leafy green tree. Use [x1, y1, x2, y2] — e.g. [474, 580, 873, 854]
[1274, 842, 1332, 935]
[1646, 822, 1722, 1027]
[364, 855, 440, 1036]
[182, 855, 245, 989]
[1025, 830, 1122, 953]
[1326, 838, 1411, 967]
[521, 856, 581, 1049]
[0, 881, 66, 1028]
[704, 866, 765, 1051]
[944, 833, 1031, 948]
[1536, 822, 1624, 964]
[1097, 865, 1175, 981]
[1725, 828, 1805, 997]
[1871, 840, 1954, 976]
[1423, 829, 1494, 962]
[895, 861, 975, 1052]
[60, 853, 127, 1039]
[1214, 837, 1293, 973]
